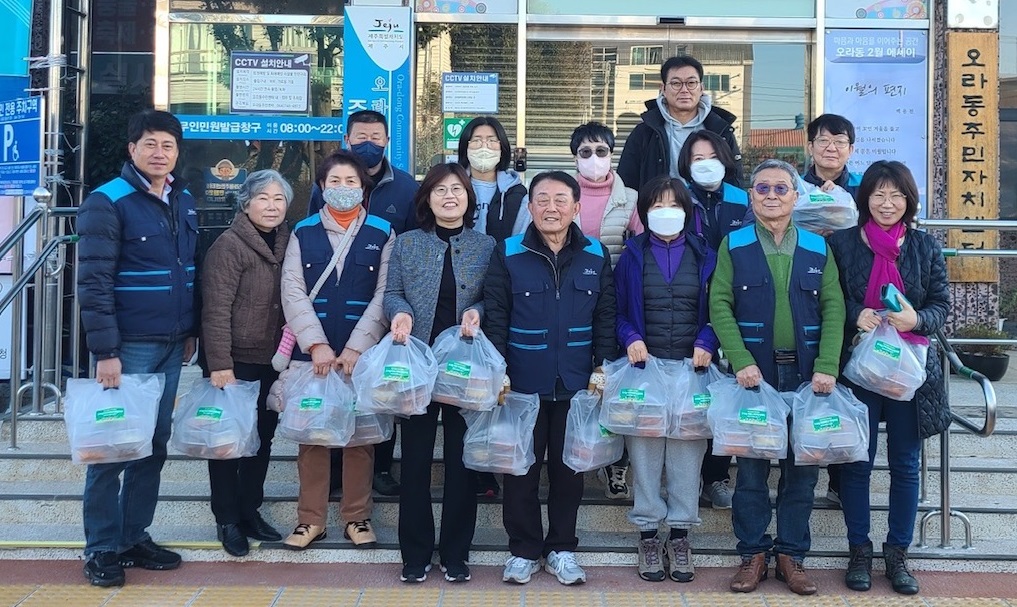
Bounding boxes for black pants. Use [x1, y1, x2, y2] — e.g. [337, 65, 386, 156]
[207, 362, 280, 524]
[503, 400, 583, 560]
[701, 446, 732, 484]
[331, 425, 397, 489]
[399, 402, 477, 566]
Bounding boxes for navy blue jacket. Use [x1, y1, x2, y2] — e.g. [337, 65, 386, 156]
[307, 158, 419, 235]
[483, 222, 616, 400]
[77, 162, 199, 358]
[688, 181, 754, 250]
[727, 225, 828, 386]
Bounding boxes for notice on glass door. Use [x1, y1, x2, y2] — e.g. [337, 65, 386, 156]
[230, 51, 311, 115]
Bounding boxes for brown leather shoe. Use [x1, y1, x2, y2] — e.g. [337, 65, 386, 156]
[729, 553, 767, 592]
[775, 553, 818, 595]
[282, 524, 326, 550]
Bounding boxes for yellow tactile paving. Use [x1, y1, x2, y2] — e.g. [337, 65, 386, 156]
[924, 600, 1011, 607]
[439, 589, 522, 607]
[683, 593, 768, 607]
[188, 586, 279, 607]
[273, 587, 362, 607]
[358, 588, 441, 607]
[0, 586, 35, 606]
[102, 585, 201, 607]
[763, 595, 850, 607]
[838, 598, 924, 607]
[601, 591, 685, 607]
[15, 585, 116, 607]
[523, 590, 605, 607]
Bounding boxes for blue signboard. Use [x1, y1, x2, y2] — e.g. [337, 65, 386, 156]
[343, 6, 412, 173]
[0, 0, 31, 77]
[177, 114, 344, 141]
[0, 96, 41, 196]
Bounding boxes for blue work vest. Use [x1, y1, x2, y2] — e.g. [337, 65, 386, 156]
[727, 225, 828, 386]
[291, 214, 390, 360]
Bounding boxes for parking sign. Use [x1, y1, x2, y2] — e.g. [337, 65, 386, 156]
[0, 96, 42, 196]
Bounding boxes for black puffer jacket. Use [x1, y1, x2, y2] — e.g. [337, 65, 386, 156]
[828, 226, 952, 438]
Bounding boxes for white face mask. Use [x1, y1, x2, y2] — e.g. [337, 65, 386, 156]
[466, 147, 501, 173]
[647, 207, 686, 238]
[576, 155, 612, 182]
[690, 158, 726, 190]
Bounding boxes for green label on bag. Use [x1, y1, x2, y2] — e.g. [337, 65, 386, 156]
[619, 388, 645, 402]
[445, 360, 472, 378]
[692, 393, 711, 409]
[599, 424, 615, 437]
[873, 340, 902, 360]
[738, 409, 767, 425]
[94, 407, 125, 423]
[299, 397, 323, 411]
[809, 192, 835, 204]
[812, 415, 841, 432]
[195, 407, 223, 420]
[383, 364, 411, 382]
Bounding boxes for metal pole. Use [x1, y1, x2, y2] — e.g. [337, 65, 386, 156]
[7, 198, 25, 450]
[938, 348, 952, 548]
[71, 0, 91, 381]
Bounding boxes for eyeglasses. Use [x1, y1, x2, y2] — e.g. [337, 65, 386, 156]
[532, 196, 574, 210]
[811, 137, 851, 150]
[432, 184, 466, 197]
[753, 183, 792, 197]
[666, 79, 701, 92]
[577, 146, 611, 159]
[467, 136, 501, 149]
[870, 192, 906, 205]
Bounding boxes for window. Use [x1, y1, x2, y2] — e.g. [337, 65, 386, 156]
[702, 74, 731, 92]
[628, 73, 657, 90]
[630, 46, 663, 66]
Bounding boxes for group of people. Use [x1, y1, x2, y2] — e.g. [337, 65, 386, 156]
[75, 52, 951, 597]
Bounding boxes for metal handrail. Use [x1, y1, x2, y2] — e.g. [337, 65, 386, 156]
[936, 330, 999, 436]
[0, 205, 45, 263]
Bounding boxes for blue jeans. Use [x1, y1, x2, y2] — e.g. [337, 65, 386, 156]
[839, 383, 921, 548]
[731, 361, 819, 560]
[82, 340, 185, 556]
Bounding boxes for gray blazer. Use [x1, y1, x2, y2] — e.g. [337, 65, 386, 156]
[384, 227, 496, 343]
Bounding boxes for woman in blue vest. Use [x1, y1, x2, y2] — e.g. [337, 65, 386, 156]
[279, 151, 395, 551]
[676, 129, 752, 511]
[828, 161, 951, 595]
[614, 176, 718, 583]
[384, 163, 496, 584]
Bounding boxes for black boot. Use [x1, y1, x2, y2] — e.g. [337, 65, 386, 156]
[883, 543, 919, 595]
[844, 541, 872, 591]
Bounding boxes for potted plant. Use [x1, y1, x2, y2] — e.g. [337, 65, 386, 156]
[952, 323, 1010, 381]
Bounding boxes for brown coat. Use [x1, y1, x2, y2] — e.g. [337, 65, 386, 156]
[201, 212, 290, 371]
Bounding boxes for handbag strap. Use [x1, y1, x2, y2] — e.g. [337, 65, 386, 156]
[308, 219, 357, 301]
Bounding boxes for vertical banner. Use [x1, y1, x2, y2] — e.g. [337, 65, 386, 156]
[0, 0, 32, 103]
[824, 30, 929, 212]
[343, 6, 412, 173]
[946, 31, 999, 283]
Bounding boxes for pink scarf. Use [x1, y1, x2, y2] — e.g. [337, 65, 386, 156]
[863, 220, 929, 346]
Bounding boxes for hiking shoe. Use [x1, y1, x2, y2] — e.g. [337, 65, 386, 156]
[118, 539, 181, 570]
[700, 480, 733, 509]
[845, 541, 873, 591]
[636, 536, 665, 582]
[400, 563, 431, 583]
[730, 553, 767, 593]
[344, 520, 377, 547]
[545, 550, 587, 585]
[84, 551, 124, 587]
[598, 465, 630, 499]
[502, 555, 540, 584]
[666, 536, 695, 582]
[883, 543, 919, 595]
[775, 553, 818, 596]
[282, 524, 326, 550]
[441, 562, 471, 583]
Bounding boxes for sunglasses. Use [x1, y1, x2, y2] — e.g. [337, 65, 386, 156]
[753, 183, 792, 197]
[577, 147, 611, 159]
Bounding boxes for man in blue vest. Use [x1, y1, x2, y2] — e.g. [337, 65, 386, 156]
[484, 171, 616, 586]
[709, 159, 846, 595]
[802, 113, 863, 198]
[77, 110, 198, 587]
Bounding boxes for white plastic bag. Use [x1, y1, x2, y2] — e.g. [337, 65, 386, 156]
[564, 390, 624, 473]
[791, 383, 870, 466]
[171, 378, 261, 460]
[843, 319, 927, 401]
[461, 391, 540, 476]
[353, 334, 438, 417]
[345, 412, 395, 448]
[793, 178, 859, 233]
[277, 366, 356, 447]
[706, 377, 790, 460]
[430, 326, 507, 411]
[599, 356, 669, 437]
[667, 360, 723, 440]
[63, 374, 165, 465]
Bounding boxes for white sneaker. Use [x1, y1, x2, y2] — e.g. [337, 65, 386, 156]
[502, 555, 540, 584]
[545, 550, 587, 585]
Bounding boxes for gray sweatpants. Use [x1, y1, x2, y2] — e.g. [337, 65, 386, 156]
[626, 435, 708, 532]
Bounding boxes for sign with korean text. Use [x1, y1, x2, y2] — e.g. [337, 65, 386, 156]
[826, 1, 928, 19]
[824, 30, 928, 213]
[442, 72, 499, 114]
[416, 0, 518, 13]
[343, 6, 412, 173]
[0, 96, 42, 196]
[946, 31, 999, 283]
[176, 114, 344, 141]
[230, 51, 312, 115]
